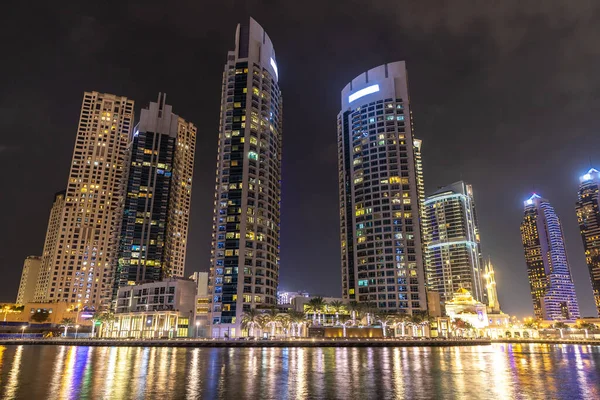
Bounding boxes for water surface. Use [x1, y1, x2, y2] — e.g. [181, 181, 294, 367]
[0, 344, 598, 399]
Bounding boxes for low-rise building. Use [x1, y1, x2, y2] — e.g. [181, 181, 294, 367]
[191, 272, 210, 338]
[106, 278, 196, 338]
[277, 291, 309, 305]
[445, 288, 489, 330]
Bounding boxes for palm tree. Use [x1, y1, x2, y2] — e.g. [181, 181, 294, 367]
[60, 318, 76, 337]
[261, 308, 282, 338]
[288, 311, 306, 337]
[452, 318, 474, 337]
[306, 297, 327, 325]
[346, 301, 362, 325]
[241, 309, 263, 337]
[328, 300, 345, 325]
[339, 314, 352, 337]
[363, 302, 378, 326]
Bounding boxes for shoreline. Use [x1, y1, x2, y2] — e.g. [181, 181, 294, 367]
[0, 338, 489, 348]
[0, 338, 599, 348]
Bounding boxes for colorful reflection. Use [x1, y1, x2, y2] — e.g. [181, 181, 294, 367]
[0, 344, 597, 398]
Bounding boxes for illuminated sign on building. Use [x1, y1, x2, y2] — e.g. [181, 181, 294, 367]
[348, 84, 380, 103]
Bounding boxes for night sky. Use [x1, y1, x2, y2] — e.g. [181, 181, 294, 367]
[2, 1, 599, 318]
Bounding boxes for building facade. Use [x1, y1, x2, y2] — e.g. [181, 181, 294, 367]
[109, 278, 196, 338]
[39, 92, 134, 309]
[575, 168, 600, 316]
[423, 181, 485, 304]
[208, 18, 283, 337]
[520, 194, 580, 321]
[337, 61, 427, 314]
[114, 94, 196, 296]
[16, 256, 42, 305]
[277, 291, 309, 305]
[34, 191, 66, 301]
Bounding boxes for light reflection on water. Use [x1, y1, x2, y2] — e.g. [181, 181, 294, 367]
[0, 344, 598, 399]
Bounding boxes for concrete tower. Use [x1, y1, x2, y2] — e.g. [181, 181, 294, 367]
[337, 61, 427, 314]
[208, 18, 282, 337]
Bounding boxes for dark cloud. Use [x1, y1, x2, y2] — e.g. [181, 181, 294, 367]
[1, 0, 599, 317]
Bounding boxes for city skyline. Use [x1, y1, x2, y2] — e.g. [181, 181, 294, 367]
[2, 2, 600, 318]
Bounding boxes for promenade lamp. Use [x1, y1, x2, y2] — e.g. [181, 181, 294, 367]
[196, 321, 200, 338]
[75, 325, 80, 339]
[21, 325, 26, 339]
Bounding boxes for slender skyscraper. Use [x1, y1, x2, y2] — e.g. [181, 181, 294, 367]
[208, 18, 282, 337]
[521, 194, 580, 321]
[114, 94, 196, 295]
[423, 181, 485, 304]
[17, 256, 42, 305]
[338, 61, 427, 314]
[40, 92, 134, 309]
[34, 190, 66, 301]
[575, 167, 600, 316]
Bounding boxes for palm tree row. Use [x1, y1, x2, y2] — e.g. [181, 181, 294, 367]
[240, 303, 436, 338]
[240, 308, 308, 338]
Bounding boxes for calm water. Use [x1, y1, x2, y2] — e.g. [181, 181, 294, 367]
[0, 344, 599, 399]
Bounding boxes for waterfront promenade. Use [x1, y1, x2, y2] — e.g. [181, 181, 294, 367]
[0, 337, 490, 348]
[2, 337, 599, 348]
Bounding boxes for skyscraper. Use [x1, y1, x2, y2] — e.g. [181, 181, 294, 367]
[114, 94, 196, 295]
[34, 190, 66, 302]
[575, 167, 600, 316]
[17, 256, 42, 304]
[337, 61, 427, 314]
[423, 181, 485, 304]
[208, 18, 282, 337]
[39, 92, 134, 309]
[520, 194, 580, 321]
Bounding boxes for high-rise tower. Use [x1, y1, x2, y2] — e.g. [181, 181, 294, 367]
[575, 168, 600, 316]
[423, 181, 485, 304]
[34, 190, 66, 301]
[17, 256, 42, 305]
[337, 61, 427, 314]
[114, 94, 196, 295]
[520, 194, 580, 321]
[40, 92, 134, 309]
[208, 18, 282, 337]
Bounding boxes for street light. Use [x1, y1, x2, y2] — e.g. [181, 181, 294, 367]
[75, 325, 80, 339]
[21, 325, 26, 339]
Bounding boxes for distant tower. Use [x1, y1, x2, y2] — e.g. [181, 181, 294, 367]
[484, 258, 501, 313]
[17, 256, 42, 305]
[337, 61, 428, 314]
[34, 190, 66, 302]
[520, 194, 580, 321]
[40, 92, 135, 309]
[114, 93, 196, 296]
[208, 18, 283, 337]
[423, 181, 485, 304]
[575, 168, 600, 316]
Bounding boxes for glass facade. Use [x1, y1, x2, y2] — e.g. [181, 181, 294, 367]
[338, 61, 427, 314]
[521, 194, 580, 321]
[115, 94, 196, 299]
[208, 18, 282, 336]
[423, 181, 485, 305]
[575, 168, 600, 316]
